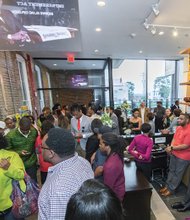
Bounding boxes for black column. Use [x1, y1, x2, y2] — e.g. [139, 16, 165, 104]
[107, 57, 114, 107]
[145, 59, 148, 107]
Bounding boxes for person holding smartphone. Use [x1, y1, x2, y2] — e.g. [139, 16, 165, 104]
[6, 116, 38, 182]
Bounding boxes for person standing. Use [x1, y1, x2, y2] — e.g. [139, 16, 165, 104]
[129, 108, 142, 135]
[35, 120, 54, 184]
[127, 123, 153, 181]
[162, 108, 174, 129]
[70, 103, 93, 157]
[153, 101, 165, 132]
[4, 117, 15, 135]
[168, 109, 181, 133]
[147, 112, 155, 135]
[87, 105, 100, 120]
[38, 128, 94, 220]
[138, 102, 150, 123]
[0, 133, 26, 220]
[106, 107, 120, 135]
[100, 132, 125, 201]
[5, 116, 38, 181]
[171, 179, 190, 212]
[160, 113, 190, 196]
[85, 118, 103, 163]
[171, 100, 180, 113]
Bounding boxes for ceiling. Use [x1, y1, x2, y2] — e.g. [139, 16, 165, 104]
[36, 59, 106, 70]
[21, 0, 190, 68]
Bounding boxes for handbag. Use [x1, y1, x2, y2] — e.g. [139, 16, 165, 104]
[11, 173, 40, 218]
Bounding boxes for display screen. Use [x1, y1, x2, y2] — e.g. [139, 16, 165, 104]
[66, 74, 88, 87]
[0, 0, 80, 50]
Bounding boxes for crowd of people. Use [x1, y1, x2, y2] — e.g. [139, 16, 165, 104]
[0, 99, 190, 219]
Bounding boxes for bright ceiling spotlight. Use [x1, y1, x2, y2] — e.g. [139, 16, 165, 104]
[158, 31, 164, 35]
[95, 27, 102, 32]
[172, 28, 178, 37]
[152, 4, 160, 16]
[151, 26, 156, 35]
[143, 19, 149, 30]
[97, 1, 106, 7]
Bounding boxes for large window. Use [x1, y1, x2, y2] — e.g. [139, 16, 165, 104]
[113, 60, 146, 109]
[46, 72, 53, 109]
[113, 59, 177, 110]
[16, 54, 32, 111]
[35, 65, 45, 112]
[147, 60, 175, 109]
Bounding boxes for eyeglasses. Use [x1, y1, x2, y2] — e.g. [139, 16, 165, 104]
[41, 146, 51, 151]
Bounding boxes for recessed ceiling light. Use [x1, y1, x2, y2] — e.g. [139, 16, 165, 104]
[143, 19, 149, 30]
[95, 27, 102, 32]
[172, 28, 178, 37]
[97, 1, 106, 7]
[158, 31, 164, 35]
[92, 64, 96, 66]
[94, 49, 99, 53]
[139, 50, 143, 54]
[129, 33, 136, 38]
[150, 26, 156, 35]
[53, 64, 57, 66]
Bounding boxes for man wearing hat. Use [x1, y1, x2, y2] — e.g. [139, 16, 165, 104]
[38, 128, 94, 220]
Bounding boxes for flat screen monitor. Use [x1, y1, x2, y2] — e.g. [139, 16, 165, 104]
[66, 74, 88, 87]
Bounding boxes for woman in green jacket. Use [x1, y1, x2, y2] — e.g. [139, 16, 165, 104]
[0, 133, 26, 220]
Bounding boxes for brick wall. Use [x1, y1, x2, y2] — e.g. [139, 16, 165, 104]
[52, 88, 93, 107]
[0, 51, 23, 119]
[50, 70, 94, 106]
[0, 51, 51, 120]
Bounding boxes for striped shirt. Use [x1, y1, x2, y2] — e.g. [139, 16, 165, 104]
[38, 153, 94, 220]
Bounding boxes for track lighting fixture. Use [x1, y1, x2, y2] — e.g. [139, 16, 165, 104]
[151, 26, 156, 35]
[143, 19, 149, 30]
[142, 0, 189, 37]
[152, 3, 160, 16]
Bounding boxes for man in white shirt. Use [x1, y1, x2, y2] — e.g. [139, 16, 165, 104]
[70, 103, 93, 157]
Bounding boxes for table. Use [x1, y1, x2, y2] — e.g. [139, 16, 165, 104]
[123, 161, 152, 220]
[123, 133, 174, 145]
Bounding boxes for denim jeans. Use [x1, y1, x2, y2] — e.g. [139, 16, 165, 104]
[2, 210, 24, 220]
